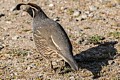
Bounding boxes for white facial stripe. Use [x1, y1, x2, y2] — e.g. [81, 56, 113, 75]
[31, 9, 35, 18]
[30, 6, 39, 18]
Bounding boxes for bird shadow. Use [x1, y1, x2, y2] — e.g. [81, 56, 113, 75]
[74, 41, 118, 79]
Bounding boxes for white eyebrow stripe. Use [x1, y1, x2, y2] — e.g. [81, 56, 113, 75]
[30, 6, 38, 11]
[30, 6, 39, 18]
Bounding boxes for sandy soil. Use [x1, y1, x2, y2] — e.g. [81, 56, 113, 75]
[0, 0, 120, 80]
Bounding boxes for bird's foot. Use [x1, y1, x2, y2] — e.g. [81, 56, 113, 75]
[54, 66, 72, 74]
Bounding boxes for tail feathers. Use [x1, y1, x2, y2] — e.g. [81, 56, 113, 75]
[62, 55, 78, 71]
[66, 57, 79, 71]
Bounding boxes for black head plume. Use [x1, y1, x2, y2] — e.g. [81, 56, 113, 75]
[13, 3, 43, 18]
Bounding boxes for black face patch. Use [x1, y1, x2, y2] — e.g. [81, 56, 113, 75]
[26, 7, 36, 17]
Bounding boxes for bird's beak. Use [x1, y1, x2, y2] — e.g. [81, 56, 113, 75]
[12, 3, 26, 11]
[12, 7, 17, 11]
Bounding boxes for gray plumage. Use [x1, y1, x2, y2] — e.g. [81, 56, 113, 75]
[13, 3, 78, 71]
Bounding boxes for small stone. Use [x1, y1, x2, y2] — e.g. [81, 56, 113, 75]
[85, 11, 94, 17]
[2, 34, 10, 40]
[53, 17, 60, 21]
[0, 42, 4, 50]
[85, 11, 90, 15]
[89, 6, 98, 11]
[60, 7, 64, 10]
[76, 14, 88, 21]
[6, 21, 12, 24]
[38, 74, 43, 78]
[52, 61, 57, 65]
[30, 63, 36, 68]
[12, 35, 19, 40]
[27, 66, 31, 70]
[88, 13, 94, 17]
[73, 10, 81, 17]
[69, 76, 75, 80]
[49, 4, 54, 7]
[81, 14, 87, 19]
[108, 60, 115, 65]
[14, 72, 18, 75]
[76, 16, 81, 21]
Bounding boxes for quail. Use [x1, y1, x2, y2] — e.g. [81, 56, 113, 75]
[13, 3, 78, 71]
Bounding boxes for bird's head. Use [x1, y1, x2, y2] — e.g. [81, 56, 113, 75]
[13, 3, 46, 18]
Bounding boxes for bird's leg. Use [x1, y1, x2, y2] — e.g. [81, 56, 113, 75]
[58, 60, 72, 73]
[50, 61, 54, 70]
[60, 60, 65, 70]
[55, 60, 65, 73]
[40, 55, 55, 73]
[46, 60, 56, 74]
[34, 49, 48, 61]
[38, 51, 54, 72]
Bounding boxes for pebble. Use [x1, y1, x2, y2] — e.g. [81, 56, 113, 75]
[88, 13, 94, 17]
[2, 34, 10, 40]
[76, 16, 81, 21]
[60, 7, 64, 10]
[69, 76, 75, 80]
[85, 11, 90, 15]
[108, 60, 115, 65]
[81, 14, 88, 19]
[12, 35, 20, 40]
[52, 61, 57, 65]
[84, 11, 94, 17]
[6, 21, 12, 24]
[49, 4, 54, 7]
[27, 66, 31, 70]
[89, 5, 98, 11]
[53, 17, 60, 21]
[76, 14, 88, 21]
[0, 42, 4, 50]
[73, 10, 81, 17]
[38, 74, 43, 78]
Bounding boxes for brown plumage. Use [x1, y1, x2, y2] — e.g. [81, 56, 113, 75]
[13, 3, 78, 71]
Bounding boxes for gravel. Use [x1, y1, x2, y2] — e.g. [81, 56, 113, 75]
[0, 0, 119, 80]
[0, 42, 4, 50]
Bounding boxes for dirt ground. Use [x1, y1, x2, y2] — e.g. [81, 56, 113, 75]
[0, 0, 120, 80]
